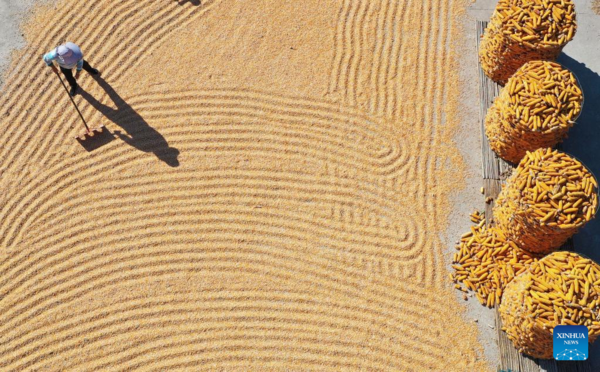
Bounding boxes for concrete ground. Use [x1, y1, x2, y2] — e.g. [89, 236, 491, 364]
[0, 0, 48, 88]
[447, 1, 500, 368]
[452, 0, 600, 370]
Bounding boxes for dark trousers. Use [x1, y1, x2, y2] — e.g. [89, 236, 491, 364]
[60, 60, 95, 89]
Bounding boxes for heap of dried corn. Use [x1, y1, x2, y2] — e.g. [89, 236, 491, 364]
[499, 251, 600, 359]
[451, 212, 541, 308]
[479, 0, 577, 84]
[486, 61, 582, 163]
[494, 148, 598, 254]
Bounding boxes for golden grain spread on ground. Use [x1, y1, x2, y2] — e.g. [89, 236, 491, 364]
[485, 61, 582, 163]
[499, 251, 600, 359]
[451, 211, 541, 308]
[479, 0, 577, 84]
[494, 148, 598, 254]
[0, 0, 492, 370]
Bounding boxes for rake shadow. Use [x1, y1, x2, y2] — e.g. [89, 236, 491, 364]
[177, 0, 201, 6]
[80, 77, 180, 167]
[75, 125, 116, 152]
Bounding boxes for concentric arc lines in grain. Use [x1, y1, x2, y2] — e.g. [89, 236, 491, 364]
[0, 89, 412, 249]
[0, 260, 450, 372]
[0, 0, 221, 169]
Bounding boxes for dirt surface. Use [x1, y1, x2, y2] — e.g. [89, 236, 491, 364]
[0, 0, 491, 370]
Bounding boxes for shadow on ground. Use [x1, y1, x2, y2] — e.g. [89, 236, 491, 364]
[177, 0, 201, 5]
[75, 125, 115, 152]
[557, 52, 600, 367]
[558, 54, 600, 260]
[80, 77, 180, 167]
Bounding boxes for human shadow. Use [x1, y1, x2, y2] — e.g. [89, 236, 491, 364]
[177, 0, 201, 5]
[79, 77, 180, 167]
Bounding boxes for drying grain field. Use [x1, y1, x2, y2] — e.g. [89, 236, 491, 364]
[0, 0, 491, 370]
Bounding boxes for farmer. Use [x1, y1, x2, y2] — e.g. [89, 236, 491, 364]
[43, 42, 99, 96]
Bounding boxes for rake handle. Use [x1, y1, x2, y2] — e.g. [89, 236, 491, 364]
[54, 69, 90, 132]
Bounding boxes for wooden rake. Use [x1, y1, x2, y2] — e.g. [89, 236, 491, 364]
[54, 70, 105, 141]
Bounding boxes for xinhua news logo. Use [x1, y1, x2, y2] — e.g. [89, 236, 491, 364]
[553, 325, 588, 361]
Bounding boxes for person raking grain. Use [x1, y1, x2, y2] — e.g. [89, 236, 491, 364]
[43, 42, 99, 96]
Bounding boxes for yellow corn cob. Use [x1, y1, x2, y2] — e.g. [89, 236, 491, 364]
[499, 252, 600, 359]
[479, 0, 577, 84]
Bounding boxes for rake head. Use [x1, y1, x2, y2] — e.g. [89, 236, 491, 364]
[75, 124, 107, 142]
